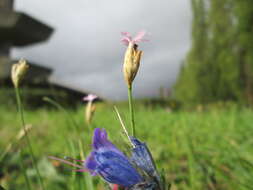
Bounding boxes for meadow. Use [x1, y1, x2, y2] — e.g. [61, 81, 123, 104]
[1, 101, 253, 190]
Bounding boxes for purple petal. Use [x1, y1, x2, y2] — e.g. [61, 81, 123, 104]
[92, 128, 112, 149]
[130, 137, 161, 183]
[92, 128, 124, 156]
[85, 152, 98, 175]
[94, 150, 142, 187]
[100, 128, 107, 139]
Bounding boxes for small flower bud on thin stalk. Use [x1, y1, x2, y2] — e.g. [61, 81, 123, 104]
[121, 31, 148, 136]
[83, 94, 98, 126]
[85, 102, 96, 125]
[123, 42, 143, 88]
[11, 59, 29, 88]
[11, 59, 45, 190]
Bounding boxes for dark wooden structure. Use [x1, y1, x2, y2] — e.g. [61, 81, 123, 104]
[0, 11, 53, 46]
[0, 60, 89, 107]
[0, 0, 91, 108]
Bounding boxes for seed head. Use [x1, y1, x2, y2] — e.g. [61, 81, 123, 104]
[85, 103, 96, 125]
[121, 31, 147, 88]
[11, 59, 29, 88]
[123, 43, 143, 88]
[83, 94, 98, 125]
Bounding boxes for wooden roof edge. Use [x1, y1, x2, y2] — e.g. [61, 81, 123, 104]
[48, 77, 105, 100]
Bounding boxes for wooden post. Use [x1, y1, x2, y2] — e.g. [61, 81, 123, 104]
[0, 0, 14, 10]
[0, 0, 14, 56]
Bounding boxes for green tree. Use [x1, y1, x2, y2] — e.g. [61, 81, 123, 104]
[174, 0, 208, 104]
[174, 0, 253, 105]
[234, 0, 253, 104]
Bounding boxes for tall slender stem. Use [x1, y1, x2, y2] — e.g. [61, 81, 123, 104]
[43, 97, 79, 133]
[19, 150, 32, 190]
[128, 85, 136, 136]
[15, 87, 45, 190]
[0, 137, 31, 190]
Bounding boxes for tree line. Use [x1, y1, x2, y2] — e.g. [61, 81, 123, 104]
[174, 0, 253, 105]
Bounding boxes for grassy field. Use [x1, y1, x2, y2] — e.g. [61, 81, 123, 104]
[0, 102, 253, 190]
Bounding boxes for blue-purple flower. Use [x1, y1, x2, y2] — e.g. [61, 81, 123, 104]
[85, 128, 143, 187]
[49, 128, 165, 189]
[130, 137, 162, 189]
[130, 137, 159, 178]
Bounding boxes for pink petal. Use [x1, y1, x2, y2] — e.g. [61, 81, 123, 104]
[121, 37, 131, 46]
[133, 30, 148, 43]
[121, 32, 132, 46]
[121, 31, 148, 46]
[83, 94, 98, 102]
[121, 32, 132, 40]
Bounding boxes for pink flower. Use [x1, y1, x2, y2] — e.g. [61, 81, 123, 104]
[121, 31, 148, 46]
[83, 94, 98, 102]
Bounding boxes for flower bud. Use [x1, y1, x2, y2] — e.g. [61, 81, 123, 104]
[11, 59, 29, 88]
[83, 94, 98, 125]
[85, 102, 96, 125]
[123, 42, 143, 88]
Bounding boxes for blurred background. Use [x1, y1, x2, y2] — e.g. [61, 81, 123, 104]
[1, 0, 253, 190]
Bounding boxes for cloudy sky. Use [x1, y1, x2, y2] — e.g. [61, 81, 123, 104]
[13, 0, 191, 100]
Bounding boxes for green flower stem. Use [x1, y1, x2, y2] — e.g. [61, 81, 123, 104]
[43, 97, 79, 133]
[128, 85, 136, 136]
[19, 151, 32, 190]
[15, 87, 45, 190]
[0, 138, 31, 190]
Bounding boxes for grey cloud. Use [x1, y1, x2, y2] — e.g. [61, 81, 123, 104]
[12, 0, 191, 100]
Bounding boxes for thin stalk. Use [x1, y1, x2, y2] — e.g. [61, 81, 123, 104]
[19, 151, 32, 190]
[0, 139, 32, 190]
[79, 140, 94, 190]
[128, 86, 136, 136]
[0, 138, 14, 161]
[15, 87, 45, 190]
[43, 97, 79, 133]
[68, 139, 77, 190]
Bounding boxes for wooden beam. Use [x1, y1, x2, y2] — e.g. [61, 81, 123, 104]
[0, 0, 13, 56]
[0, 0, 14, 10]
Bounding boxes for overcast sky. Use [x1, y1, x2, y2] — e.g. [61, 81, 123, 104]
[12, 0, 191, 100]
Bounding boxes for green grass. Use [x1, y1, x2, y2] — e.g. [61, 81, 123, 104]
[0, 102, 253, 190]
